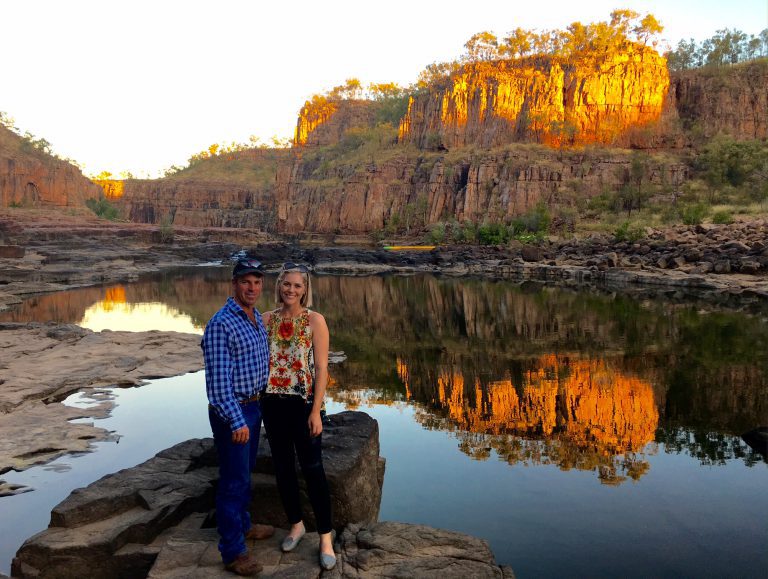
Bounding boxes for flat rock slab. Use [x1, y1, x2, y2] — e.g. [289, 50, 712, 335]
[0, 322, 202, 474]
[148, 522, 514, 578]
[12, 412, 385, 579]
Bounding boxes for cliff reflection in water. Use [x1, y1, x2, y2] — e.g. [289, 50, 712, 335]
[2, 268, 766, 477]
[397, 355, 658, 484]
[80, 286, 202, 333]
[315, 275, 767, 475]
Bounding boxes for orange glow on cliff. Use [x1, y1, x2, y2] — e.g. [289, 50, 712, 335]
[294, 95, 338, 146]
[93, 179, 124, 200]
[399, 44, 669, 148]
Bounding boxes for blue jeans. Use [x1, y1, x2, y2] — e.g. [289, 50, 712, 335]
[209, 400, 261, 564]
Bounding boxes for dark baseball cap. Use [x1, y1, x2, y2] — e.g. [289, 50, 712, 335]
[232, 258, 264, 278]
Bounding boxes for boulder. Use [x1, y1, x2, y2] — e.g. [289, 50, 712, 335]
[251, 411, 385, 531]
[12, 411, 384, 579]
[337, 521, 515, 578]
[520, 245, 542, 262]
[714, 260, 732, 274]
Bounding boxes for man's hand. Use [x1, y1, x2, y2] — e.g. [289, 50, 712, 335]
[308, 411, 323, 437]
[232, 425, 250, 444]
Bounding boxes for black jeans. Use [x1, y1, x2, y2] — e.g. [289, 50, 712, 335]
[260, 395, 332, 534]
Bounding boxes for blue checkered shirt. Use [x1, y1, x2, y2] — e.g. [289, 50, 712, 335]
[202, 297, 269, 431]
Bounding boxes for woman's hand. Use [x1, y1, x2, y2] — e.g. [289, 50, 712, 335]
[308, 410, 323, 437]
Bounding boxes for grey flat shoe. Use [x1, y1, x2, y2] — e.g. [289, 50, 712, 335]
[320, 552, 337, 570]
[281, 528, 305, 552]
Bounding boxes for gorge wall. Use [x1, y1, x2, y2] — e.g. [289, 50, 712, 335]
[0, 126, 101, 209]
[670, 60, 768, 140]
[16, 54, 761, 234]
[117, 178, 276, 229]
[397, 53, 767, 150]
[398, 45, 673, 149]
[275, 146, 688, 233]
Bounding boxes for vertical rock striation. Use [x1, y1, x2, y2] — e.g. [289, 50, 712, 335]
[398, 45, 670, 149]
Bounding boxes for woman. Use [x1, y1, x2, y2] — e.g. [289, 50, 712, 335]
[260, 262, 336, 570]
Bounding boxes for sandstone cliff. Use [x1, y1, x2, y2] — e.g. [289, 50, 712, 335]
[399, 45, 671, 149]
[105, 149, 292, 228]
[0, 126, 101, 209]
[87, 56, 768, 235]
[671, 59, 768, 140]
[275, 146, 688, 233]
[295, 99, 376, 146]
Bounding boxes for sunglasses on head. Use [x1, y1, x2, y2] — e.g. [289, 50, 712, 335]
[283, 262, 309, 273]
[241, 259, 262, 268]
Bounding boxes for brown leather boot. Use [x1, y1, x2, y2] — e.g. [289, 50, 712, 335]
[224, 553, 263, 576]
[245, 523, 275, 540]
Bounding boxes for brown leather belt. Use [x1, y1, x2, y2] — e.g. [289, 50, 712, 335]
[239, 392, 263, 404]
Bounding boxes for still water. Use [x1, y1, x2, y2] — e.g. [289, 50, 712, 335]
[1, 267, 766, 578]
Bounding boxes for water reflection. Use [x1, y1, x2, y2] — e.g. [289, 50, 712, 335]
[80, 286, 202, 333]
[3, 269, 766, 474]
[399, 355, 658, 484]
[1, 268, 766, 577]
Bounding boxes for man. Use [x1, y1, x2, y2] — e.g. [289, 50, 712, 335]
[202, 258, 274, 576]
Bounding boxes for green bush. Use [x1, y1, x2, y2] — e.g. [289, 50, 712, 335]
[477, 222, 509, 245]
[428, 222, 446, 244]
[374, 95, 410, 126]
[85, 196, 119, 220]
[159, 218, 175, 244]
[711, 210, 734, 224]
[614, 221, 645, 242]
[514, 231, 541, 244]
[680, 203, 709, 225]
[509, 203, 551, 236]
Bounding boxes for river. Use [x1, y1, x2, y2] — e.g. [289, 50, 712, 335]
[1, 266, 766, 578]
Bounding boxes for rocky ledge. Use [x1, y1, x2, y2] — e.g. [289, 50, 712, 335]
[11, 411, 508, 578]
[2, 209, 765, 313]
[148, 521, 514, 578]
[0, 322, 202, 488]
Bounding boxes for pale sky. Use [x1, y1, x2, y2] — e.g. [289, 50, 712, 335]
[2, 0, 766, 177]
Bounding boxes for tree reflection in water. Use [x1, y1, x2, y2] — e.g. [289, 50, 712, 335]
[2, 267, 766, 478]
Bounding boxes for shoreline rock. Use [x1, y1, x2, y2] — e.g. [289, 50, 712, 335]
[12, 413, 513, 579]
[1, 210, 766, 316]
[12, 412, 386, 578]
[0, 322, 203, 477]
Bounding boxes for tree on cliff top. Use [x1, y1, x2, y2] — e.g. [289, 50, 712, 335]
[419, 9, 665, 87]
[666, 28, 768, 70]
[463, 31, 500, 62]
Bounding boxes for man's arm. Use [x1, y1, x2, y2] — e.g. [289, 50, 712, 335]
[202, 320, 246, 433]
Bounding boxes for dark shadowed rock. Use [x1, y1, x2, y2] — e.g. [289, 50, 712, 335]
[12, 411, 384, 579]
[521, 245, 542, 262]
[146, 522, 514, 578]
[251, 411, 385, 531]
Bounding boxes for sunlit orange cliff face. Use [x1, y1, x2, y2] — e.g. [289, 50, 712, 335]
[399, 44, 669, 149]
[93, 179, 124, 200]
[294, 95, 339, 146]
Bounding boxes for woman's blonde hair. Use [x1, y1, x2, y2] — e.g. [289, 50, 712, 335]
[274, 264, 313, 308]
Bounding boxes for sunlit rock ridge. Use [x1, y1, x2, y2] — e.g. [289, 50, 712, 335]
[398, 45, 670, 149]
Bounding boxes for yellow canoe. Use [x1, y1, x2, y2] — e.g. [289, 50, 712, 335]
[383, 245, 436, 251]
